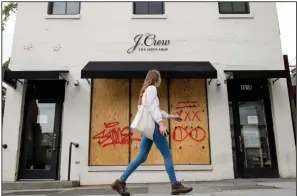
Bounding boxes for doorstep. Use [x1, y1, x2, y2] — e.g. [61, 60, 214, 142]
[2, 180, 80, 191]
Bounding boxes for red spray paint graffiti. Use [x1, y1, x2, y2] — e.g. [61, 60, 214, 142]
[192, 111, 201, 121]
[172, 100, 206, 142]
[175, 101, 201, 122]
[172, 126, 206, 142]
[92, 122, 141, 148]
[175, 101, 199, 109]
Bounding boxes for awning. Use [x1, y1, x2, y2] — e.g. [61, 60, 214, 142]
[81, 61, 217, 79]
[2, 68, 69, 89]
[4, 70, 69, 80]
[224, 70, 289, 79]
[2, 66, 17, 89]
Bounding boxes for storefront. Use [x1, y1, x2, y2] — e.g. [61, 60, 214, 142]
[81, 62, 216, 168]
[3, 62, 296, 184]
[1, 2, 296, 185]
[225, 71, 288, 178]
[2, 68, 68, 180]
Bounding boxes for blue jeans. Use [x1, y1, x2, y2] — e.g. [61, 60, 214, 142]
[120, 123, 177, 184]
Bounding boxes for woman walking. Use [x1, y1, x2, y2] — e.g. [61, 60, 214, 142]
[111, 70, 193, 196]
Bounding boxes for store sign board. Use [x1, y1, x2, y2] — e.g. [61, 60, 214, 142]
[127, 33, 170, 54]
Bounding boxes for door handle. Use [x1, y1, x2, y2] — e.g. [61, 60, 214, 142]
[239, 136, 243, 152]
[52, 134, 57, 152]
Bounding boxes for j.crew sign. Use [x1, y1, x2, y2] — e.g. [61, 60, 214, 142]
[127, 33, 170, 54]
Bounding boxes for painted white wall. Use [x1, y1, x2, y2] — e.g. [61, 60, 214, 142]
[270, 79, 296, 178]
[2, 86, 25, 181]
[9, 2, 285, 71]
[2, 2, 295, 184]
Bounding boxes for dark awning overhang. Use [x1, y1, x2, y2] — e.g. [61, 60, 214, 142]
[2, 67, 69, 89]
[224, 70, 289, 84]
[5, 70, 69, 80]
[2, 66, 17, 89]
[81, 61, 217, 80]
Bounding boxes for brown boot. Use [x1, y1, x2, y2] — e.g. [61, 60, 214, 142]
[111, 179, 130, 196]
[171, 181, 193, 195]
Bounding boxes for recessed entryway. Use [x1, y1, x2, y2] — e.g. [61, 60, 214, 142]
[227, 79, 279, 178]
[18, 80, 66, 180]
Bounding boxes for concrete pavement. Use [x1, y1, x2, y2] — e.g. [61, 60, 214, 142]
[2, 179, 296, 196]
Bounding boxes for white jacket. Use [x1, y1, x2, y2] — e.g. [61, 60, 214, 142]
[141, 85, 169, 123]
[131, 85, 169, 140]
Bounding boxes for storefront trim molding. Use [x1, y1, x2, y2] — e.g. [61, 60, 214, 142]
[88, 165, 213, 172]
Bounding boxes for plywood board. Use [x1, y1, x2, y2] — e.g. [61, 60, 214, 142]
[89, 79, 129, 165]
[169, 79, 210, 164]
[130, 79, 169, 165]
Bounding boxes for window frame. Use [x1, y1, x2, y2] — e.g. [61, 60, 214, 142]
[218, 2, 250, 14]
[133, 2, 165, 15]
[47, 2, 81, 15]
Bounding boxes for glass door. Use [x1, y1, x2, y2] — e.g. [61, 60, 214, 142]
[238, 101, 273, 170]
[18, 85, 63, 180]
[228, 79, 279, 178]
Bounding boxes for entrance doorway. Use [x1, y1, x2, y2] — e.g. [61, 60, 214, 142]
[228, 79, 279, 178]
[18, 80, 65, 180]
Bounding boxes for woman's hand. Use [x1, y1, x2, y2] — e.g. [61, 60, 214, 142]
[158, 121, 168, 136]
[170, 115, 183, 122]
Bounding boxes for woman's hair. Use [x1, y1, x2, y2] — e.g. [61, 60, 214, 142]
[138, 69, 161, 105]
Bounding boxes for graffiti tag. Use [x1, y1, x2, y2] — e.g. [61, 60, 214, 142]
[175, 101, 202, 122]
[172, 100, 206, 142]
[172, 126, 206, 142]
[92, 122, 141, 148]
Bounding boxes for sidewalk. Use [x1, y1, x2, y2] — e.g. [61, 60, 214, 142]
[2, 178, 296, 196]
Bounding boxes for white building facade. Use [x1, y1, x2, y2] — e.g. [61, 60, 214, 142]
[2, 2, 296, 185]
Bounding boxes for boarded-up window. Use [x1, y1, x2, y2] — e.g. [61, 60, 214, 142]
[89, 79, 130, 165]
[130, 79, 169, 165]
[89, 79, 210, 166]
[169, 79, 210, 164]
